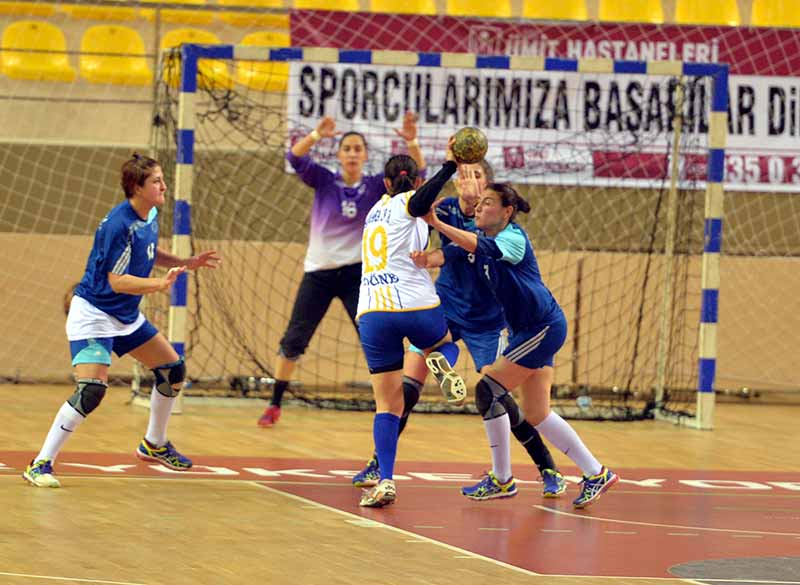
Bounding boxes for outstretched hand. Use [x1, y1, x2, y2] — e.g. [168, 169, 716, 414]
[186, 250, 221, 270]
[315, 116, 336, 138]
[160, 266, 186, 291]
[394, 111, 419, 143]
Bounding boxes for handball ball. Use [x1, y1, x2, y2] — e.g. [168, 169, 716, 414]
[452, 127, 488, 164]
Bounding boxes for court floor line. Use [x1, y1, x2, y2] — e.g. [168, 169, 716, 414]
[0, 571, 146, 585]
[250, 481, 707, 583]
[533, 505, 800, 537]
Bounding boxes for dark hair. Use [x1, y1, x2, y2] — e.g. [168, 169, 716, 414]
[487, 183, 531, 222]
[338, 131, 368, 151]
[121, 153, 160, 198]
[384, 154, 418, 195]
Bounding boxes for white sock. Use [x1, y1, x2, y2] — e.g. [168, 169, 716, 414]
[36, 402, 85, 462]
[483, 414, 512, 483]
[535, 411, 602, 477]
[145, 389, 175, 447]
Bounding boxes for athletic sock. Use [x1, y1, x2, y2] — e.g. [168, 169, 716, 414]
[145, 389, 175, 447]
[534, 412, 602, 476]
[271, 379, 289, 407]
[512, 419, 557, 474]
[483, 413, 512, 483]
[436, 341, 459, 367]
[373, 412, 400, 481]
[36, 402, 85, 462]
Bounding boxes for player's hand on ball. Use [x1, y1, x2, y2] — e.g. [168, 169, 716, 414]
[316, 116, 336, 138]
[445, 136, 456, 163]
[451, 127, 488, 164]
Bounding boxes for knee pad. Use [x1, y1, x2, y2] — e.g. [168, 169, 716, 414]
[152, 358, 186, 397]
[475, 376, 520, 424]
[67, 378, 108, 417]
[401, 376, 422, 416]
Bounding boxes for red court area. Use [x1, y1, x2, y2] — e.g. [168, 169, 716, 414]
[4, 451, 799, 579]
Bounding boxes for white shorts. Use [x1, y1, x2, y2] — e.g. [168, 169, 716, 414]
[66, 295, 146, 341]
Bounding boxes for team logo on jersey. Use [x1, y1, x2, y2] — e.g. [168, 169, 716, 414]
[467, 253, 475, 264]
[146, 242, 155, 260]
[341, 200, 357, 219]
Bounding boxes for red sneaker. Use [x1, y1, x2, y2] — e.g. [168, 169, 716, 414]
[257, 405, 281, 427]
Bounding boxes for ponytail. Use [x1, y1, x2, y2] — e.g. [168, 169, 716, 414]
[384, 155, 419, 195]
[487, 183, 531, 222]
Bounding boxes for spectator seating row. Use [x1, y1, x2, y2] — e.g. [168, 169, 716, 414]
[1, 20, 290, 90]
[2, 0, 798, 27]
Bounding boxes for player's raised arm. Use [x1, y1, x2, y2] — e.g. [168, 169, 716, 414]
[291, 116, 336, 158]
[394, 111, 426, 172]
[407, 137, 458, 217]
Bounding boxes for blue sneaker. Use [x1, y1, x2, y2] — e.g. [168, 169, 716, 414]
[573, 466, 618, 509]
[461, 471, 517, 501]
[23, 459, 60, 488]
[136, 438, 193, 471]
[542, 468, 567, 498]
[352, 457, 380, 488]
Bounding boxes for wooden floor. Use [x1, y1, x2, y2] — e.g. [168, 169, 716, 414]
[2, 384, 798, 585]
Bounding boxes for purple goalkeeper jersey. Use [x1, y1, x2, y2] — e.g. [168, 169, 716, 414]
[287, 151, 387, 272]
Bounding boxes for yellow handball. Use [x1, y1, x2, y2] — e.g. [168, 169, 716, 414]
[452, 126, 488, 164]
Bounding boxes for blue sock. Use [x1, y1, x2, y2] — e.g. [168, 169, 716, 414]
[373, 412, 400, 481]
[437, 341, 460, 367]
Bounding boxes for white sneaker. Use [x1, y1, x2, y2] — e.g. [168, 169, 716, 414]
[425, 351, 467, 405]
[359, 479, 396, 507]
[23, 459, 61, 488]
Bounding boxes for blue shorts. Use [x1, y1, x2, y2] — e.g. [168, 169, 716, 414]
[410, 320, 505, 372]
[503, 312, 567, 370]
[69, 320, 159, 367]
[359, 307, 449, 374]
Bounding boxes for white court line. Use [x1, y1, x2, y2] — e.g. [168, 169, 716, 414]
[533, 505, 800, 537]
[0, 572, 146, 585]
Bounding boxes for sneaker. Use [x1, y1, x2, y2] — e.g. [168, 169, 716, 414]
[136, 438, 193, 471]
[352, 457, 380, 488]
[542, 468, 567, 498]
[359, 478, 396, 508]
[573, 466, 618, 509]
[257, 405, 281, 427]
[425, 351, 467, 405]
[461, 471, 517, 501]
[22, 459, 60, 488]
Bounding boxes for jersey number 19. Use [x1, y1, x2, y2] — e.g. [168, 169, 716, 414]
[362, 225, 388, 273]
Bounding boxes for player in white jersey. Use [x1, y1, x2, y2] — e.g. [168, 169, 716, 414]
[356, 149, 466, 508]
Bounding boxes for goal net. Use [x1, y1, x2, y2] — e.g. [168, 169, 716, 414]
[147, 44, 727, 426]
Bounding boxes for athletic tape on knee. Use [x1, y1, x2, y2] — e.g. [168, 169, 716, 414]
[401, 376, 423, 416]
[152, 358, 186, 397]
[67, 378, 108, 417]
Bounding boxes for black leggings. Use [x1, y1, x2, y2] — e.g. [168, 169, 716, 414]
[278, 263, 361, 359]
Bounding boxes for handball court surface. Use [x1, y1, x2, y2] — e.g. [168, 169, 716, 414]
[1, 385, 799, 585]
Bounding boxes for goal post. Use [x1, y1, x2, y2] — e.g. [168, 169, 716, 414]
[152, 43, 728, 428]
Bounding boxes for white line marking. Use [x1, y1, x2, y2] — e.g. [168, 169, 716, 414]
[533, 505, 800, 537]
[478, 527, 509, 532]
[668, 533, 700, 537]
[605, 531, 637, 535]
[731, 534, 763, 539]
[0, 572, 146, 585]
[250, 482, 542, 577]
[405, 540, 429, 543]
[413, 525, 444, 529]
[541, 529, 573, 533]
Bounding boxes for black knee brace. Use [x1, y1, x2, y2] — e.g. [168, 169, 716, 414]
[67, 378, 108, 417]
[474, 375, 522, 426]
[401, 376, 422, 417]
[152, 358, 186, 397]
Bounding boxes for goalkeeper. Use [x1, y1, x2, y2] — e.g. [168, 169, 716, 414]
[257, 112, 425, 427]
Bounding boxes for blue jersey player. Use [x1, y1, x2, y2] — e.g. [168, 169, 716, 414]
[416, 181, 618, 509]
[353, 161, 567, 499]
[23, 154, 221, 488]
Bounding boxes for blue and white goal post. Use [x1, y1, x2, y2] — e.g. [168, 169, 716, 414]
[167, 43, 727, 429]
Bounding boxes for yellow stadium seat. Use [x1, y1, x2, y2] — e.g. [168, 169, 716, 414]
[294, 0, 360, 10]
[752, 0, 800, 28]
[446, 0, 511, 18]
[161, 28, 232, 89]
[80, 25, 152, 86]
[522, 1, 587, 20]
[0, 2, 56, 16]
[598, 0, 662, 23]
[236, 31, 290, 92]
[675, 0, 740, 25]
[141, 0, 214, 25]
[1, 20, 76, 82]
[218, 0, 290, 28]
[62, 4, 138, 21]
[370, 0, 436, 15]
